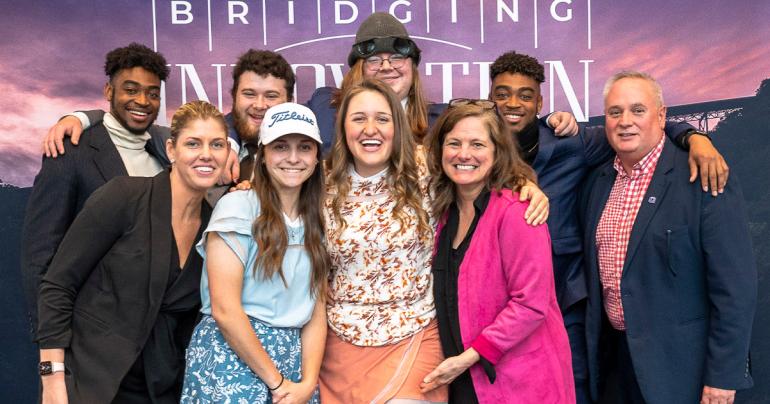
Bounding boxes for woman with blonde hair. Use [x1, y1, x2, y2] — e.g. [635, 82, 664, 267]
[37, 100, 230, 403]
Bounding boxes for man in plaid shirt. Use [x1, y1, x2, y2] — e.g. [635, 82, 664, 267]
[580, 71, 757, 404]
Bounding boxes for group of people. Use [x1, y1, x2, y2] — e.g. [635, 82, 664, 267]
[22, 11, 756, 404]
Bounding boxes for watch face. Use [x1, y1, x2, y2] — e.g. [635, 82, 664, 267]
[39, 361, 52, 375]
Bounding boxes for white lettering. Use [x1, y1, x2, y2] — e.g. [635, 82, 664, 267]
[288, 0, 295, 25]
[544, 60, 593, 121]
[157, 80, 168, 126]
[389, 1, 412, 23]
[177, 64, 210, 104]
[326, 64, 345, 88]
[171, 1, 193, 24]
[550, 0, 572, 22]
[425, 62, 470, 102]
[292, 64, 327, 101]
[450, 0, 458, 23]
[497, 0, 519, 22]
[212, 64, 228, 111]
[473, 62, 493, 99]
[228, 1, 249, 25]
[334, 1, 358, 24]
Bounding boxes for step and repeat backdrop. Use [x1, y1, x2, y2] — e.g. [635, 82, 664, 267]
[1, 1, 769, 402]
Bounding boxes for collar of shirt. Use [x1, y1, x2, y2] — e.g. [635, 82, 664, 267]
[612, 134, 666, 180]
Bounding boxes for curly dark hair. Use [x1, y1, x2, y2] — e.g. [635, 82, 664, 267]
[489, 51, 545, 84]
[104, 43, 169, 82]
[230, 49, 295, 101]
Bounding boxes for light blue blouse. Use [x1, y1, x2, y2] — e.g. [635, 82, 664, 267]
[196, 190, 316, 328]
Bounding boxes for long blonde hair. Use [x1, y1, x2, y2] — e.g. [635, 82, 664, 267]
[326, 79, 432, 241]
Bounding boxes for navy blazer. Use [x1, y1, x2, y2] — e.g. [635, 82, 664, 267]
[20, 123, 168, 338]
[579, 137, 756, 403]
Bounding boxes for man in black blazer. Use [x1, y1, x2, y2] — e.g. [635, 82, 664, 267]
[21, 43, 171, 344]
[580, 71, 757, 403]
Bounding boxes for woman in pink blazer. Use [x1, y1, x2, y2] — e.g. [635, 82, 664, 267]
[420, 99, 575, 403]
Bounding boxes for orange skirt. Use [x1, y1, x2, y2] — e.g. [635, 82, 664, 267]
[319, 320, 448, 404]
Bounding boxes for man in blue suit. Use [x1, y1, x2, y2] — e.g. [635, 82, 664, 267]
[487, 51, 728, 403]
[580, 71, 756, 403]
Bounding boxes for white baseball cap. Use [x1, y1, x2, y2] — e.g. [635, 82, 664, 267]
[258, 103, 322, 146]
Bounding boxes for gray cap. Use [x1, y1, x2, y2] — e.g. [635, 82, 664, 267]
[347, 12, 421, 67]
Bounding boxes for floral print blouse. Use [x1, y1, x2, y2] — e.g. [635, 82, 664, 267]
[324, 162, 435, 346]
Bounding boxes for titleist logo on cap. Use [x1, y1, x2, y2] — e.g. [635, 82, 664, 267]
[268, 111, 315, 127]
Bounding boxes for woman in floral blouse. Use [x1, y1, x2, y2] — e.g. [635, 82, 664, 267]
[318, 79, 447, 403]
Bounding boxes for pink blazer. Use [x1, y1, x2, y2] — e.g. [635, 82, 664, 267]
[436, 190, 575, 403]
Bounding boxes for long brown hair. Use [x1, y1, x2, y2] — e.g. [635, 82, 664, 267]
[326, 79, 432, 241]
[333, 59, 430, 143]
[425, 103, 537, 221]
[250, 144, 330, 297]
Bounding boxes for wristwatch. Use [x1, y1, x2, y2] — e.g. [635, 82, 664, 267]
[39, 361, 65, 376]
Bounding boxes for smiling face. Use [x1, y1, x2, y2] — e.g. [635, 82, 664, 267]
[232, 71, 289, 143]
[604, 77, 666, 171]
[344, 90, 395, 177]
[166, 118, 230, 193]
[490, 72, 543, 134]
[362, 52, 414, 101]
[105, 66, 161, 134]
[441, 116, 495, 197]
[262, 133, 319, 193]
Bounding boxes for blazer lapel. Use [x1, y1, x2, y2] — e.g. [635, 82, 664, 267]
[532, 123, 557, 173]
[587, 164, 616, 253]
[89, 124, 128, 181]
[148, 170, 173, 308]
[622, 139, 675, 275]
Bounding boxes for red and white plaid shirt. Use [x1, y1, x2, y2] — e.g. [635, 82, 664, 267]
[596, 135, 666, 330]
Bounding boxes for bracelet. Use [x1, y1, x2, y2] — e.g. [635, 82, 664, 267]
[267, 374, 284, 391]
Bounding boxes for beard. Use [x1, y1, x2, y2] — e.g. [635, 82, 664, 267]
[232, 108, 259, 143]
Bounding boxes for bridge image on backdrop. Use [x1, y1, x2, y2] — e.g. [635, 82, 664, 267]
[588, 96, 755, 132]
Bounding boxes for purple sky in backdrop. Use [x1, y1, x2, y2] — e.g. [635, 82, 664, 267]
[2, 0, 769, 186]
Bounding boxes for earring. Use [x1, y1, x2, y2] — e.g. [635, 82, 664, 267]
[170, 159, 175, 164]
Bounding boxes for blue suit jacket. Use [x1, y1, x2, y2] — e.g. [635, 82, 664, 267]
[579, 137, 756, 403]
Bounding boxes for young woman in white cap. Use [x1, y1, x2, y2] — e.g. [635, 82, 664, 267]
[181, 103, 329, 404]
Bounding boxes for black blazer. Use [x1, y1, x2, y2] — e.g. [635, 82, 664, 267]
[20, 123, 168, 338]
[36, 171, 209, 403]
[580, 138, 757, 403]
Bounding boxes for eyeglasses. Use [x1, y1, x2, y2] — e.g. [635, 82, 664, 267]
[364, 54, 408, 71]
[448, 98, 496, 110]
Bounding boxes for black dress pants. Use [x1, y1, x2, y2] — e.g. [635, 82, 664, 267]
[599, 329, 646, 404]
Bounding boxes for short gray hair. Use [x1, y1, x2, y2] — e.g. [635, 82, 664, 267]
[603, 70, 664, 108]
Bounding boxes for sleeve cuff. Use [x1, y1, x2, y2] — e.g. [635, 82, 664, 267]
[71, 112, 90, 130]
[470, 333, 503, 365]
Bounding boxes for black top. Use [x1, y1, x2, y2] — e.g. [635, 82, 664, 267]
[517, 121, 540, 165]
[433, 190, 496, 403]
[115, 219, 207, 403]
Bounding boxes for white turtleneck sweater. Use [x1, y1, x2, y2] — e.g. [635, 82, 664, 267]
[103, 112, 163, 177]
